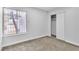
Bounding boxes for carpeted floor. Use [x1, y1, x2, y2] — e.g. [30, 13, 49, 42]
[2, 36, 79, 51]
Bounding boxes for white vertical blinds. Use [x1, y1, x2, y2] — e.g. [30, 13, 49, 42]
[3, 8, 27, 36]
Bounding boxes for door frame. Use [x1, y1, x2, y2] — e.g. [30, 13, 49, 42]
[48, 12, 57, 37]
[49, 11, 65, 39]
[51, 14, 56, 37]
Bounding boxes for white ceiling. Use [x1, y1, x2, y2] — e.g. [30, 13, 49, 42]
[36, 7, 67, 12]
[7, 7, 66, 12]
[36, 7, 59, 12]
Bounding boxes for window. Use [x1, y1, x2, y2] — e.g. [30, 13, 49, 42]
[3, 8, 27, 36]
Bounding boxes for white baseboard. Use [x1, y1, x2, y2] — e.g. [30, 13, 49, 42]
[57, 38, 79, 46]
[49, 35, 79, 46]
[63, 39, 79, 46]
[2, 34, 48, 47]
[3, 34, 79, 48]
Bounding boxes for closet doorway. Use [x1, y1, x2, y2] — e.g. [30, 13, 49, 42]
[51, 14, 56, 37]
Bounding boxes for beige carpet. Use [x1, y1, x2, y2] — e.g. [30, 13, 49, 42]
[2, 36, 79, 51]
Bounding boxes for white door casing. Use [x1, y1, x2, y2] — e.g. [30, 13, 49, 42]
[56, 12, 64, 40]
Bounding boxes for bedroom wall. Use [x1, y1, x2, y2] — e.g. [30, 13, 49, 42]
[49, 7, 79, 46]
[64, 8, 79, 45]
[2, 7, 49, 47]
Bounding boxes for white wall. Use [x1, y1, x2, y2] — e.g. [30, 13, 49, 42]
[49, 7, 79, 46]
[0, 7, 2, 50]
[2, 7, 49, 47]
[64, 8, 79, 45]
[56, 12, 64, 40]
[51, 18, 56, 35]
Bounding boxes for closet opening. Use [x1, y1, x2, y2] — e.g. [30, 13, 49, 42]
[51, 14, 56, 37]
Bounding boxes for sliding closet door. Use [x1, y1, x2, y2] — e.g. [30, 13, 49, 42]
[56, 12, 64, 40]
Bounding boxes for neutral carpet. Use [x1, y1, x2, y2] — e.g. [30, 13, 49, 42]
[2, 36, 79, 51]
